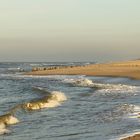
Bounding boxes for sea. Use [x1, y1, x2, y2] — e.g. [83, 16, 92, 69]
[0, 62, 140, 140]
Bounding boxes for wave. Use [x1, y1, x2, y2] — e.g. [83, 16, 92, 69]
[0, 113, 19, 125]
[96, 104, 139, 124]
[50, 91, 67, 102]
[0, 114, 19, 135]
[127, 105, 140, 119]
[23, 91, 67, 110]
[8, 90, 67, 112]
[111, 104, 140, 121]
[64, 78, 94, 87]
[64, 78, 139, 94]
[0, 89, 67, 135]
[32, 86, 50, 94]
[0, 123, 10, 135]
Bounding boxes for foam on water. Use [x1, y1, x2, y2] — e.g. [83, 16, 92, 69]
[0, 114, 19, 125]
[50, 91, 67, 102]
[0, 62, 140, 139]
[6, 115, 19, 125]
[95, 84, 138, 94]
[0, 123, 10, 135]
[65, 78, 139, 94]
[127, 105, 140, 119]
[22, 91, 67, 110]
[0, 90, 67, 135]
[64, 78, 94, 87]
[40, 100, 61, 108]
[0, 114, 19, 135]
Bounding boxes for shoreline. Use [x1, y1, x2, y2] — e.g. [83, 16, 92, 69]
[25, 60, 140, 80]
[25, 60, 140, 140]
[120, 132, 140, 140]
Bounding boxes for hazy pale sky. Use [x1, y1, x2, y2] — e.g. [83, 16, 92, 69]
[0, 0, 140, 62]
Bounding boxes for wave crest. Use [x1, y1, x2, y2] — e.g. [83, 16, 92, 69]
[65, 78, 138, 94]
[0, 123, 10, 135]
[23, 91, 67, 110]
[50, 91, 67, 102]
[64, 78, 94, 87]
[0, 114, 19, 135]
[0, 114, 19, 125]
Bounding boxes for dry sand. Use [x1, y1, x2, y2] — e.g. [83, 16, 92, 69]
[26, 60, 140, 79]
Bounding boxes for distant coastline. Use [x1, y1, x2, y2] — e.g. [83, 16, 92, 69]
[25, 60, 140, 80]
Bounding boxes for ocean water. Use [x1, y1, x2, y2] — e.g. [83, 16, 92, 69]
[0, 62, 140, 140]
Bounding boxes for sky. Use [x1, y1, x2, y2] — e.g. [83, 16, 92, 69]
[0, 0, 140, 62]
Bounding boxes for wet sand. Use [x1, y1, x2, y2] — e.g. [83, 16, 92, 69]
[121, 133, 140, 140]
[26, 60, 140, 79]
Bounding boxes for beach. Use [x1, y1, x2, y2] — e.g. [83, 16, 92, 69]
[0, 62, 140, 139]
[121, 133, 140, 140]
[26, 60, 140, 80]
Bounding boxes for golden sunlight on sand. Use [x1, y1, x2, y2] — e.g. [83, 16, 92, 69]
[26, 60, 140, 79]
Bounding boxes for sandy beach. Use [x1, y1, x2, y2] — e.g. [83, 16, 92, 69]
[26, 60, 140, 80]
[121, 133, 140, 140]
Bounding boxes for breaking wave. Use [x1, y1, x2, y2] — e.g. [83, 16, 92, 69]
[0, 123, 9, 135]
[64, 78, 139, 94]
[22, 91, 67, 110]
[0, 114, 19, 125]
[64, 78, 94, 87]
[0, 89, 67, 135]
[0, 114, 19, 135]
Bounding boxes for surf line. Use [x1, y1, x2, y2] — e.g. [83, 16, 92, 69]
[0, 90, 67, 135]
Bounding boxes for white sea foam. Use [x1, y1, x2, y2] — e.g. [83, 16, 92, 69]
[0, 115, 19, 125]
[64, 78, 94, 87]
[127, 105, 140, 119]
[0, 115, 19, 135]
[64, 78, 138, 94]
[0, 123, 10, 135]
[41, 91, 67, 108]
[41, 100, 61, 108]
[24, 91, 67, 110]
[50, 91, 67, 102]
[6, 116, 19, 125]
[95, 84, 138, 94]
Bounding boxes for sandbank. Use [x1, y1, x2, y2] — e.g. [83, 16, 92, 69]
[26, 60, 140, 80]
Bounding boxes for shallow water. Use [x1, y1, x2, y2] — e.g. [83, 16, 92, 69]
[0, 62, 140, 140]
